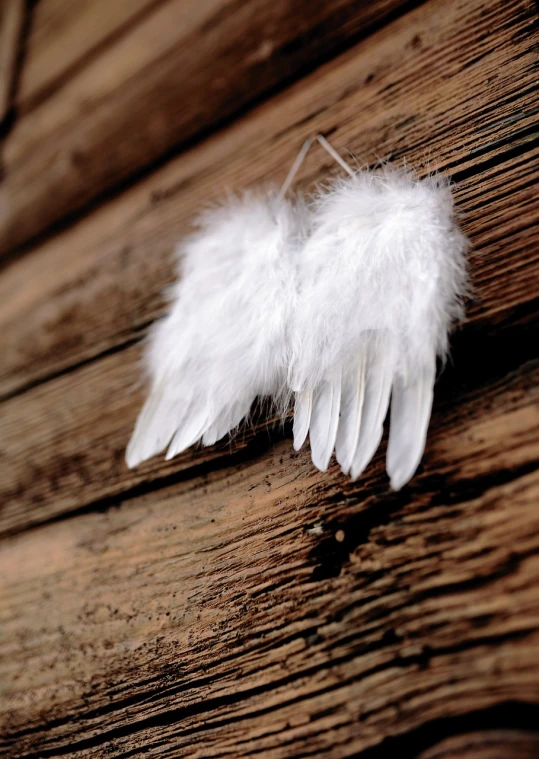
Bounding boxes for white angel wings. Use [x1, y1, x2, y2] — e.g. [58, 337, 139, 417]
[127, 150, 469, 489]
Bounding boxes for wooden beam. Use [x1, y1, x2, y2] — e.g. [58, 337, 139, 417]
[15, 0, 165, 112]
[0, 0, 415, 255]
[1, 367, 538, 755]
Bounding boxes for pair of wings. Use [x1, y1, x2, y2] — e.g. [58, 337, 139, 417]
[127, 171, 468, 489]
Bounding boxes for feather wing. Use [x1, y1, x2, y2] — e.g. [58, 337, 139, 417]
[290, 168, 468, 486]
[127, 191, 306, 468]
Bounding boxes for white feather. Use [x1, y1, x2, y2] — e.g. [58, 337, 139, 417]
[293, 389, 312, 451]
[386, 357, 435, 490]
[335, 351, 366, 473]
[126, 191, 307, 468]
[349, 338, 394, 481]
[290, 167, 469, 487]
[202, 399, 251, 447]
[309, 365, 342, 472]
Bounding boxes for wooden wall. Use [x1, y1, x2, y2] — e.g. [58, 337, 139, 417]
[0, 0, 538, 756]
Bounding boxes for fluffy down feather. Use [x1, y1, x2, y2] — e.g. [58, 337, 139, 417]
[290, 168, 469, 488]
[126, 191, 306, 468]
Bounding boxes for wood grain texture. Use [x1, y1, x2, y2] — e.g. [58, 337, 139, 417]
[1, 0, 539, 754]
[15, 0, 165, 112]
[0, 0, 536, 399]
[0, 0, 414, 255]
[1, 365, 538, 757]
[0, 0, 24, 123]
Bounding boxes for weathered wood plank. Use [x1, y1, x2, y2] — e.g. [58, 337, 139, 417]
[0, 0, 415, 255]
[0, 0, 24, 124]
[15, 0, 164, 112]
[1, 363, 538, 756]
[0, 0, 536, 400]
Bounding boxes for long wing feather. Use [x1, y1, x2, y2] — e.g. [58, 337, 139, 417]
[202, 399, 252, 447]
[165, 403, 209, 460]
[335, 353, 366, 474]
[309, 367, 342, 472]
[125, 384, 192, 468]
[386, 358, 436, 490]
[349, 349, 393, 481]
[293, 389, 312, 451]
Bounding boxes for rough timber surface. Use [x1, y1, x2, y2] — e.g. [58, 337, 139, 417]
[0, 0, 414, 256]
[0, 0, 538, 756]
[1, 368, 538, 757]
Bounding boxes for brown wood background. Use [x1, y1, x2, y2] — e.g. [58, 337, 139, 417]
[0, 0, 538, 756]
